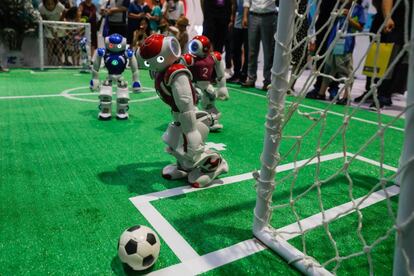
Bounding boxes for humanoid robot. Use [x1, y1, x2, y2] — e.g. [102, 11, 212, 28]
[90, 34, 141, 120]
[137, 34, 229, 188]
[79, 37, 90, 73]
[180, 35, 229, 131]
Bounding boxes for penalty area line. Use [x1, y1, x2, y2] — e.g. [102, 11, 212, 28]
[149, 184, 400, 275]
[129, 152, 345, 204]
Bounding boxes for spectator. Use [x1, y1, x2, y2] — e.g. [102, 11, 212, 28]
[227, 0, 248, 84]
[306, 0, 340, 100]
[63, 6, 81, 66]
[148, 0, 162, 33]
[132, 17, 150, 50]
[127, 0, 151, 44]
[240, 0, 277, 91]
[201, 0, 234, 53]
[306, 0, 365, 105]
[78, 0, 98, 56]
[162, 0, 184, 26]
[355, 0, 413, 109]
[290, 0, 310, 92]
[39, 0, 65, 65]
[175, 16, 189, 52]
[100, 0, 130, 37]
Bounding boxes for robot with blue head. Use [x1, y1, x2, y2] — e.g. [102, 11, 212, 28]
[90, 33, 141, 120]
[79, 37, 90, 73]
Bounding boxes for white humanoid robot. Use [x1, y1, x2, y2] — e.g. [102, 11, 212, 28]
[79, 37, 90, 73]
[90, 33, 141, 120]
[180, 35, 229, 131]
[137, 34, 229, 188]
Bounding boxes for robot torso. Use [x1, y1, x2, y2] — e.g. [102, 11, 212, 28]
[154, 64, 197, 112]
[104, 51, 128, 75]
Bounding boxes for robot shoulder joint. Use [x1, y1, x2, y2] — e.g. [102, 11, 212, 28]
[165, 64, 193, 85]
[181, 53, 194, 66]
[97, 48, 106, 57]
[212, 51, 222, 62]
[126, 49, 134, 58]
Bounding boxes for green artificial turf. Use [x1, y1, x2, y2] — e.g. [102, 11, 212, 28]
[0, 69, 404, 275]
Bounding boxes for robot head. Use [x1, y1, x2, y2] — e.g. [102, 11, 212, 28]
[105, 34, 126, 53]
[137, 34, 181, 72]
[188, 35, 211, 57]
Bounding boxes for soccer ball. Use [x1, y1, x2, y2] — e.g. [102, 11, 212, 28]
[118, 225, 160, 271]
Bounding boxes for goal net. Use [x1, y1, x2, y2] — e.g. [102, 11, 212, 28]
[38, 20, 91, 70]
[253, 0, 414, 275]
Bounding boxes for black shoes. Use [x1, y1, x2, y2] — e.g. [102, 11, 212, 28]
[306, 89, 326, 100]
[240, 79, 256, 88]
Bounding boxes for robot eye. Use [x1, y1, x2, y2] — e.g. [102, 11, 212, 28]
[117, 44, 122, 49]
[156, 56, 165, 63]
[189, 41, 199, 53]
[144, 60, 150, 67]
[109, 43, 113, 48]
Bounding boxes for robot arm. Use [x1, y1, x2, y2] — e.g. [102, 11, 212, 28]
[212, 51, 229, 100]
[126, 49, 142, 93]
[90, 48, 104, 91]
[171, 73, 203, 161]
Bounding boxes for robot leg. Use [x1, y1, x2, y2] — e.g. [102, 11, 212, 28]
[98, 85, 112, 120]
[188, 151, 229, 188]
[201, 85, 223, 131]
[161, 122, 190, 180]
[116, 86, 129, 120]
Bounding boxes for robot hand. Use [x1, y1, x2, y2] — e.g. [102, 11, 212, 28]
[216, 87, 229, 100]
[90, 79, 100, 91]
[132, 81, 142, 93]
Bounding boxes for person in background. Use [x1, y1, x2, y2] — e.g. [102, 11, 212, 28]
[355, 0, 412, 109]
[306, 0, 365, 105]
[227, 0, 248, 84]
[63, 6, 81, 66]
[305, 0, 340, 100]
[100, 0, 130, 37]
[240, 0, 277, 91]
[175, 16, 189, 52]
[78, 0, 98, 56]
[162, 0, 184, 26]
[148, 0, 162, 33]
[127, 0, 150, 44]
[132, 16, 150, 50]
[201, 0, 235, 53]
[39, 0, 65, 65]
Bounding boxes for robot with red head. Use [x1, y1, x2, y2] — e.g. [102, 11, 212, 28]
[180, 35, 229, 131]
[137, 34, 228, 188]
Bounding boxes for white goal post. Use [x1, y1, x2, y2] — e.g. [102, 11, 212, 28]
[253, 0, 414, 275]
[38, 19, 91, 70]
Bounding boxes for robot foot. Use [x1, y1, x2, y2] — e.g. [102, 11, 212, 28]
[116, 113, 129, 120]
[209, 121, 223, 132]
[188, 158, 229, 188]
[162, 164, 189, 180]
[98, 112, 112, 120]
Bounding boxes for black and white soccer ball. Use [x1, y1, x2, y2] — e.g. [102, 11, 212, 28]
[118, 225, 161, 271]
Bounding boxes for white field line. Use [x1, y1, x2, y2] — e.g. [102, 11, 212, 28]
[231, 87, 404, 132]
[149, 185, 400, 276]
[129, 152, 344, 205]
[0, 89, 156, 100]
[133, 202, 200, 262]
[135, 153, 398, 275]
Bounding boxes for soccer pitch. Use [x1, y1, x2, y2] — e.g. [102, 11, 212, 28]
[0, 69, 404, 275]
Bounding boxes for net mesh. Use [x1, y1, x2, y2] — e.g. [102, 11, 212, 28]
[39, 20, 91, 68]
[254, 0, 413, 274]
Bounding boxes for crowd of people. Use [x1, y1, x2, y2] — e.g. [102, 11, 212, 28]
[0, 0, 412, 110]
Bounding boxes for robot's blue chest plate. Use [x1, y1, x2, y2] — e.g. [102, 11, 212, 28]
[104, 53, 127, 75]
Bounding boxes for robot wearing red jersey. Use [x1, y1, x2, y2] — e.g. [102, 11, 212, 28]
[136, 34, 229, 188]
[180, 35, 229, 131]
